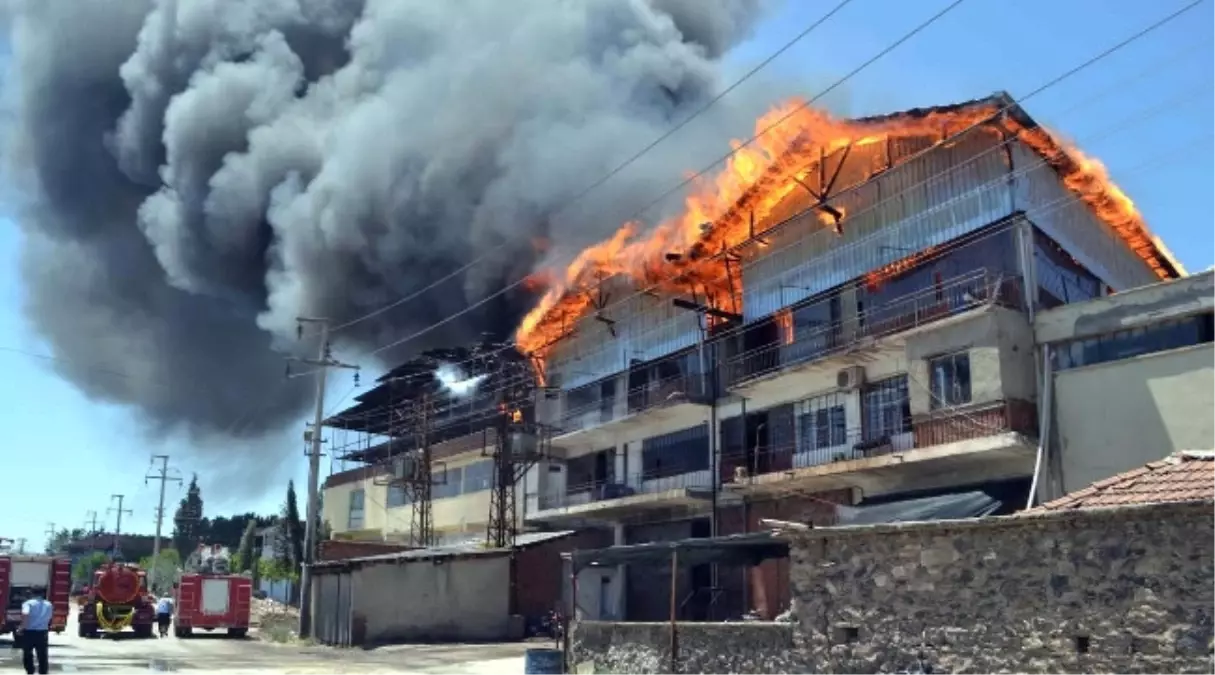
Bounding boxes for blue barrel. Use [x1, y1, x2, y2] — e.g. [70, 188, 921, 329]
[524, 648, 564, 674]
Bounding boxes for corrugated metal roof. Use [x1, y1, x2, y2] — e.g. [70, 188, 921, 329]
[310, 530, 578, 569]
[1031, 450, 1214, 512]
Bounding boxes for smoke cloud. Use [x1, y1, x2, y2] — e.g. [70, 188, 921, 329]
[1, 0, 801, 442]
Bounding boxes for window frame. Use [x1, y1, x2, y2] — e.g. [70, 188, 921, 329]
[927, 351, 973, 410]
[347, 488, 366, 530]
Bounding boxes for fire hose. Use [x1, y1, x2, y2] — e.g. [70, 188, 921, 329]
[94, 601, 135, 633]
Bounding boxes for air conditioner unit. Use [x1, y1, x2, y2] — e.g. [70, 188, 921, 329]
[733, 466, 750, 483]
[837, 365, 866, 390]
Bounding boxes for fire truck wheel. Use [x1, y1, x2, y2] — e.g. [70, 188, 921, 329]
[133, 624, 154, 639]
[77, 623, 96, 639]
[227, 628, 248, 639]
[174, 626, 192, 638]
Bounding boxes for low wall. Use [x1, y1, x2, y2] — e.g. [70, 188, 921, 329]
[789, 501, 1214, 674]
[570, 621, 804, 674]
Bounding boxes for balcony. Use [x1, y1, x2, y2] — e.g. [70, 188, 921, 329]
[725, 269, 1024, 389]
[552, 370, 714, 453]
[723, 400, 1037, 499]
[527, 470, 721, 526]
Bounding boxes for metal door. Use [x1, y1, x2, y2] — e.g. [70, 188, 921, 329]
[312, 574, 334, 645]
[335, 573, 352, 646]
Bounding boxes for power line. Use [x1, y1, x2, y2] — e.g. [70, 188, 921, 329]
[364, 0, 972, 357]
[362, 0, 1202, 364]
[329, 0, 860, 334]
[325, 117, 1210, 442]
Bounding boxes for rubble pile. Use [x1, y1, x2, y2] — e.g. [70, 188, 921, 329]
[250, 596, 299, 625]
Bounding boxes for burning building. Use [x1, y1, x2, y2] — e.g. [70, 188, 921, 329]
[319, 91, 1184, 625]
[509, 92, 1183, 622]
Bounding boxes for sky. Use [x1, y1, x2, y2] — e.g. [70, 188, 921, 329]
[0, 0, 1211, 552]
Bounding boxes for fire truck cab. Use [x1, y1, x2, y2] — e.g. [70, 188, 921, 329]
[0, 554, 71, 636]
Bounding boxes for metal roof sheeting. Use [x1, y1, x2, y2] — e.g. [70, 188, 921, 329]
[310, 530, 578, 570]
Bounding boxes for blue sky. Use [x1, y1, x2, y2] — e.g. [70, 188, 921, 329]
[1, 0, 1211, 551]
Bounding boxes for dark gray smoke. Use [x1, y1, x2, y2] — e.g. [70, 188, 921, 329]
[1, 0, 796, 441]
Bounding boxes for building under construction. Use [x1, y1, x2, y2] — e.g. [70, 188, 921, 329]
[317, 92, 1186, 630]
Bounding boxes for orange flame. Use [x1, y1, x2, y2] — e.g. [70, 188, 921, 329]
[515, 97, 1176, 357]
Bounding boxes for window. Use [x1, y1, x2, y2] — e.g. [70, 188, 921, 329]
[861, 376, 911, 442]
[432, 466, 463, 500]
[387, 484, 410, 508]
[928, 352, 972, 409]
[347, 489, 365, 530]
[795, 392, 847, 452]
[462, 461, 494, 493]
[1053, 313, 1215, 371]
[641, 425, 710, 479]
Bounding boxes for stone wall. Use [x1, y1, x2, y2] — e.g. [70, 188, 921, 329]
[570, 621, 806, 674]
[790, 501, 1214, 674]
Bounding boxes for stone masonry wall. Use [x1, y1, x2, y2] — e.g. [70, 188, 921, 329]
[790, 501, 1214, 674]
[570, 621, 806, 674]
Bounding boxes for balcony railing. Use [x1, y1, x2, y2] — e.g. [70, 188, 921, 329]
[721, 399, 1034, 485]
[725, 270, 1023, 387]
[536, 469, 714, 511]
[557, 371, 714, 436]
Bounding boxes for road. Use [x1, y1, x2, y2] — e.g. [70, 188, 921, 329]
[0, 609, 533, 673]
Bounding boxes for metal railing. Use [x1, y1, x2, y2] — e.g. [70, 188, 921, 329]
[557, 370, 714, 435]
[719, 399, 1031, 484]
[537, 469, 714, 511]
[725, 270, 1023, 387]
[548, 269, 1023, 437]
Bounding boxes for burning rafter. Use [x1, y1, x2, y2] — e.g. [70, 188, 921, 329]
[516, 92, 1184, 358]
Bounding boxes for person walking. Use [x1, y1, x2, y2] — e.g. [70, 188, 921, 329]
[155, 594, 174, 637]
[18, 588, 53, 675]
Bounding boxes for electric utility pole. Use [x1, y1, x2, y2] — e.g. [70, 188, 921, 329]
[109, 494, 132, 557]
[85, 511, 100, 535]
[287, 317, 359, 640]
[145, 455, 183, 592]
[44, 523, 57, 555]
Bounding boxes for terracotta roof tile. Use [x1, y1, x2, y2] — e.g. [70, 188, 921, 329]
[1032, 450, 1214, 512]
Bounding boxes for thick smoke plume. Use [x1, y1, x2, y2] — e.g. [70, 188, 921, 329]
[1, 0, 797, 441]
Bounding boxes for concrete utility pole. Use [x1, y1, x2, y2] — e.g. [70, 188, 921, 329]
[15, 538, 27, 554]
[287, 317, 359, 640]
[44, 523, 57, 554]
[145, 455, 183, 592]
[85, 511, 100, 535]
[109, 494, 132, 556]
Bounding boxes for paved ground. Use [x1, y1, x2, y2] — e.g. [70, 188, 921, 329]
[0, 609, 534, 673]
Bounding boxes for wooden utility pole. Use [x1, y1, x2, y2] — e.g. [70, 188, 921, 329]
[287, 317, 359, 640]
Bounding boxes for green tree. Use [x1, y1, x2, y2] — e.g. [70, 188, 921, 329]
[234, 520, 258, 573]
[282, 481, 304, 568]
[72, 551, 109, 584]
[258, 556, 297, 584]
[138, 549, 181, 595]
[45, 527, 86, 555]
[172, 474, 205, 559]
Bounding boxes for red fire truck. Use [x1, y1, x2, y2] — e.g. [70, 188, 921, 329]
[173, 545, 252, 638]
[0, 552, 71, 637]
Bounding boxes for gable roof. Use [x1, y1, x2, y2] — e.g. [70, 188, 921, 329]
[1032, 450, 1214, 512]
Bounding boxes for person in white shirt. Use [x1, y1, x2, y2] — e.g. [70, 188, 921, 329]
[19, 589, 53, 675]
[155, 595, 174, 638]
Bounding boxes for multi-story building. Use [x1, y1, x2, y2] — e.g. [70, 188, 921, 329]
[1034, 269, 1213, 498]
[319, 93, 1188, 623]
[518, 93, 1185, 621]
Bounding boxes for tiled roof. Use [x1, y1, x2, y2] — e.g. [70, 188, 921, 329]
[1032, 450, 1214, 512]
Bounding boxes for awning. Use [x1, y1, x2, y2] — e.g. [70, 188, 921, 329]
[566, 532, 787, 572]
[834, 490, 1002, 525]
